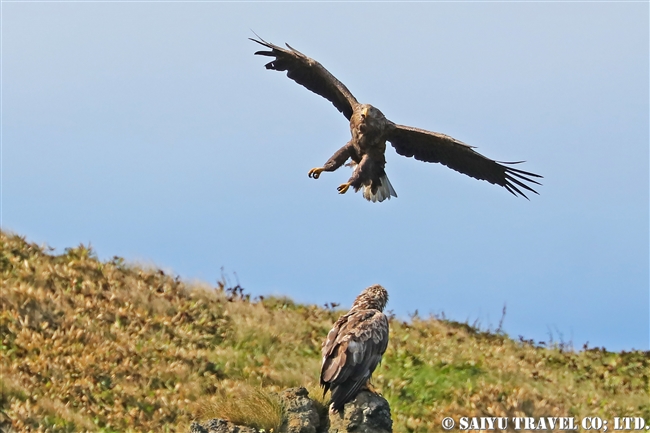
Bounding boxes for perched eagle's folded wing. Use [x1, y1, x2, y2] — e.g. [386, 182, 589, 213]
[387, 124, 543, 199]
[321, 309, 389, 411]
[251, 36, 359, 120]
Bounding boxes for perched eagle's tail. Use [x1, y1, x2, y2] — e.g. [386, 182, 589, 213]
[363, 175, 397, 203]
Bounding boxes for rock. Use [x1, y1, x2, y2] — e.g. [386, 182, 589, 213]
[278, 387, 321, 433]
[327, 391, 392, 433]
[190, 418, 259, 433]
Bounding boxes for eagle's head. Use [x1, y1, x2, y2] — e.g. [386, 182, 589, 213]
[359, 104, 386, 122]
[356, 104, 391, 136]
[351, 284, 389, 312]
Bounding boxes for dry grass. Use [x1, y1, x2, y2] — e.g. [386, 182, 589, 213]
[200, 384, 283, 432]
[1, 230, 649, 432]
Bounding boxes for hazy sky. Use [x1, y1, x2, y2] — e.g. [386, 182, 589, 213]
[3, 2, 648, 352]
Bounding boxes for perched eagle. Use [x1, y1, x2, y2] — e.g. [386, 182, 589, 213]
[251, 37, 542, 202]
[321, 285, 389, 412]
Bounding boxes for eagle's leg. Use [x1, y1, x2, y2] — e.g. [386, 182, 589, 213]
[345, 155, 374, 192]
[362, 380, 378, 394]
[308, 142, 353, 180]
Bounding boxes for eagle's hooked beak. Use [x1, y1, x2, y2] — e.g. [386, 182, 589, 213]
[361, 106, 369, 118]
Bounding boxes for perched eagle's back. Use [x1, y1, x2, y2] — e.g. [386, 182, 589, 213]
[321, 285, 389, 412]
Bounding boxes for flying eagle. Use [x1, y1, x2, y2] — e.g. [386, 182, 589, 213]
[251, 37, 542, 202]
[321, 284, 389, 412]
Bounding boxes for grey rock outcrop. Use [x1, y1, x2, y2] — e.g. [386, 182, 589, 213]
[190, 418, 259, 433]
[327, 391, 392, 433]
[278, 387, 321, 433]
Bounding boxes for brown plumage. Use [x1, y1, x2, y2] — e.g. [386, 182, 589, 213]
[320, 285, 389, 412]
[251, 36, 542, 202]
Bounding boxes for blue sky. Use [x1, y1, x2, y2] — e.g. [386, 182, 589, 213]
[3, 2, 648, 352]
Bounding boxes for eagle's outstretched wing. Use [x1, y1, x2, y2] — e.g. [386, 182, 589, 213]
[321, 309, 389, 412]
[387, 124, 542, 198]
[250, 37, 359, 120]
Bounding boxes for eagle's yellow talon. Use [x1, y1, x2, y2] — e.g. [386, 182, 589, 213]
[337, 183, 351, 194]
[308, 167, 324, 179]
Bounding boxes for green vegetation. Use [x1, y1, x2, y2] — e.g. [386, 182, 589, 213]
[1, 231, 648, 432]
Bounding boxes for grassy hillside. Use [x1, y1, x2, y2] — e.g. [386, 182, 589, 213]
[1, 231, 648, 432]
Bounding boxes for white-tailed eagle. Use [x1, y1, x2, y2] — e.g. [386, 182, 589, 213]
[251, 37, 542, 202]
[321, 285, 389, 412]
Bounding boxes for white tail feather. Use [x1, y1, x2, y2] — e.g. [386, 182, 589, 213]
[363, 175, 397, 203]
